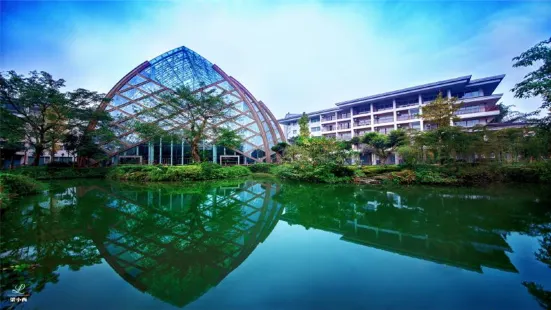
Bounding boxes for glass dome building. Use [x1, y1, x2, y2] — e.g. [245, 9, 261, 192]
[93, 46, 285, 164]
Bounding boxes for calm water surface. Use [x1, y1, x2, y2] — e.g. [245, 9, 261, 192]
[1, 179, 551, 310]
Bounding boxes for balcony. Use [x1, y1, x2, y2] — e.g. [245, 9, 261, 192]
[353, 109, 371, 116]
[337, 113, 350, 119]
[354, 120, 371, 127]
[374, 106, 393, 112]
[396, 102, 418, 109]
[455, 106, 496, 115]
[322, 127, 336, 132]
[337, 134, 352, 141]
[374, 117, 394, 124]
[322, 116, 337, 122]
[396, 114, 416, 121]
[337, 124, 351, 130]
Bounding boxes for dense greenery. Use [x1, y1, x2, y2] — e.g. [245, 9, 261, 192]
[107, 163, 251, 182]
[0, 71, 113, 166]
[0, 173, 45, 207]
[420, 92, 461, 128]
[273, 136, 356, 183]
[386, 162, 551, 185]
[298, 112, 310, 138]
[133, 86, 237, 163]
[361, 130, 406, 164]
[511, 37, 551, 129]
[8, 166, 109, 180]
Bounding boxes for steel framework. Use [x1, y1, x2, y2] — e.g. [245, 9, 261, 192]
[91, 46, 286, 163]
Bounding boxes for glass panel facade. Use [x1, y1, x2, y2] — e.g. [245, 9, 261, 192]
[97, 45, 284, 163]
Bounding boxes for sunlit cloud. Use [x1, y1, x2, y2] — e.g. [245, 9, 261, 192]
[2, 0, 550, 117]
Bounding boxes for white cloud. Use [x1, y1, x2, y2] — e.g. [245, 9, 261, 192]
[48, 1, 551, 117]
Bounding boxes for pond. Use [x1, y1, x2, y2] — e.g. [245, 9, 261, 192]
[1, 179, 551, 310]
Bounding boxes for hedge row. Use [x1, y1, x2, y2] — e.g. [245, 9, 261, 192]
[107, 163, 251, 182]
[8, 166, 109, 180]
[388, 161, 551, 185]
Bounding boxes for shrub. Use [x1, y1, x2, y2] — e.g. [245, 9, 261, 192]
[414, 168, 458, 185]
[248, 163, 275, 173]
[12, 166, 109, 180]
[361, 165, 402, 176]
[388, 169, 416, 185]
[272, 163, 353, 183]
[0, 173, 45, 202]
[107, 164, 250, 182]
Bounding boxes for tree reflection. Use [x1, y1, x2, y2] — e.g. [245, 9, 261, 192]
[523, 224, 551, 309]
[1, 180, 283, 309]
[275, 184, 551, 274]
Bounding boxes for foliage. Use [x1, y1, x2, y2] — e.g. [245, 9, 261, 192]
[361, 165, 402, 176]
[248, 163, 276, 173]
[397, 145, 420, 168]
[414, 167, 459, 185]
[271, 141, 290, 161]
[0, 71, 111, 166]
[387, 169, 416, 185]
[298, 112, 310, 138]
[0, 107, 26, 168]
[272, 163, 354, 183]
[142, 86, 231, 163]
[511, 37, 551, 113]
[0, 173, 45, 206]
[360, 130, 407, 164]
[107, 164, 251, 182]
[214, 128, 242, 150]
[420, 92, 461, 128]
[9, 166, 109, 180]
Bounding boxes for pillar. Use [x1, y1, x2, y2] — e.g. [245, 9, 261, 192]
[148, 141, 154, 165]
[159, 137, 163, 165]
[181, 139, 184, 165]
[447, 89, 452, 99]
[371, 153, 377, 166]
[212, 144, 217, 164]
[136, 145, 139, 156]
[170, 139, 173, 166]
[418, 94, 424, 131]
[370, 103, 375, 132]
[393, 99, 398, 130]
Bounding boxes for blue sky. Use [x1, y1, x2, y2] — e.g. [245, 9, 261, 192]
[1, 0, 550, 118]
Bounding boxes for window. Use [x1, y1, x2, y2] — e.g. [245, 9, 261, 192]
[354, 105, 371, 115]
[311, 127, 321, 132]
[310, 117, 320, 123]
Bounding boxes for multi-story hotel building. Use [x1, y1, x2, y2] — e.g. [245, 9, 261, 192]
[278, 74, 504, 142]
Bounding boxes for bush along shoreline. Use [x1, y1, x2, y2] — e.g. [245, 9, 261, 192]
[0, 173, 46, 208]
[107, 163, 251, 182]
[8, 165, 109, 180]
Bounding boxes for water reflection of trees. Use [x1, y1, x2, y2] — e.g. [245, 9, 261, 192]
[276, 184, 551, 275]
[1, 180, 283, 309]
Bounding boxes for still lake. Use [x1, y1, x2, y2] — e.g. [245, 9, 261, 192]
[1, 179, 551, 310]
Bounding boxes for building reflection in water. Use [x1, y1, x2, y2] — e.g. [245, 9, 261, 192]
[277, 184, 551, 275]
[0, 180, 284, 309]
[94, 181, 284, 307]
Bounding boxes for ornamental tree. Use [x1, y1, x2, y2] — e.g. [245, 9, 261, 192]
[420, 92, 461, 128]
[360, 130, 407, 165]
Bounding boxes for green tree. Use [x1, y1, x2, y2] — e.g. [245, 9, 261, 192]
[271, 142, 290, 161]
[149, 86, 230, 163]
[0, 107, 26, 168]
[298, 112, 310, 138]
[214, 128, 242, 159]
[0, 71, 108, 166]
[360, 130, 406, 165]
[420, 92, 461, 128]
[511, 38, 551, 121]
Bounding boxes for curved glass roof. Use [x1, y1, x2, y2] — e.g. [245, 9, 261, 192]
[97, 45, 285, 163]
